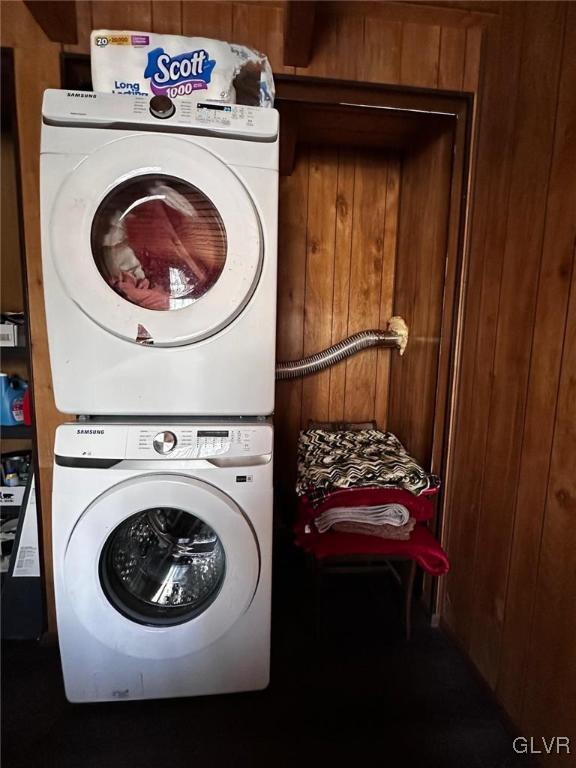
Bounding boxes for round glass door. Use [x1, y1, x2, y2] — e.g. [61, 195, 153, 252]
[99, 507, 226, 626]
[91, 175, 228, 311]
[50, 134, 263, 346]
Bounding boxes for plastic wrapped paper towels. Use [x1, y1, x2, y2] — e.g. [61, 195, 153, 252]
[90, 30, 275, 107]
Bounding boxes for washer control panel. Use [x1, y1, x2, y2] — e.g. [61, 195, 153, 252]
[127, 425, 271, 460]
[56, 422, 273, 461]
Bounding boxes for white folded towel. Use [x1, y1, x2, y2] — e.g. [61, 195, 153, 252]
[314, 503, 410, 534]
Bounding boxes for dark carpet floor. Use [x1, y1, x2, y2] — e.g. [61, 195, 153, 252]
[2, 538, 538, 768]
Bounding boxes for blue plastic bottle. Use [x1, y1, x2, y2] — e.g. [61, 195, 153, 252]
[0, 374, 28, 426]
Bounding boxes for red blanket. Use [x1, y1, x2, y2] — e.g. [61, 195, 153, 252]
[295, 489, 449, 576]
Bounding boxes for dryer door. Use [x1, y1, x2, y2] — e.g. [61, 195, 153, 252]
[64, 474, 260, 659]
[49, 134, 263, 345]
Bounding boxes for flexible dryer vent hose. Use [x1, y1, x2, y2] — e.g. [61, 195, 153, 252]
[275, 316, 409, 380]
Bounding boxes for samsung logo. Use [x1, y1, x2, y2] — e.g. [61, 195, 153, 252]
[66, 92, 97, 98]
[77, 429, 105, 435]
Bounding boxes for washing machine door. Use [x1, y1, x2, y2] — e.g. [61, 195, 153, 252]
[49, 134, 263, 345]
[64, 474, 260, 659]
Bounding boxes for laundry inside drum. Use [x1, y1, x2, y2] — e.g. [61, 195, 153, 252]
[99, 507, 226, 626]
[91, 174, 228, 311]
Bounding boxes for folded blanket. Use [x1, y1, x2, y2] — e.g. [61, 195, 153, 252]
[314, 503, 410, 533]
[299, 488, 436, 522]
[296, 428, 440, 507]
[333, 518, 416, 540]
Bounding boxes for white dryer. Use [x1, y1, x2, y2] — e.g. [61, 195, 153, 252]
[52, 419, 272, 702]
[40, 90, 278, 416]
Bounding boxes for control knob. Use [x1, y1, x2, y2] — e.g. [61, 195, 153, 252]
[153, 431, 177, 454]
[149, 95, 175, 119]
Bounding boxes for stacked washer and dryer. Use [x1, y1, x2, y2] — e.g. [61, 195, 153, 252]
[40, 90, 279, 702]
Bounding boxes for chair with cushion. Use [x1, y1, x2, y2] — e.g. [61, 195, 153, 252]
[294, 488, 450, 640]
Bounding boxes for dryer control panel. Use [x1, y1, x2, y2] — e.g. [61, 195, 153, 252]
[42, 89, 279, 142]
[55, 421, 273, 462]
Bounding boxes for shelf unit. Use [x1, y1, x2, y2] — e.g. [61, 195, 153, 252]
[2, 425, 33, 440]
[1, 47, 43, 638]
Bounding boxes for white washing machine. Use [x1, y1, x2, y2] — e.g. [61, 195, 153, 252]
[40, 90, 278, 416]
[52, 419, 272, 703]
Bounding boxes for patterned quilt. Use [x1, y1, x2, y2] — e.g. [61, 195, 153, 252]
[296, 428, 440, 507]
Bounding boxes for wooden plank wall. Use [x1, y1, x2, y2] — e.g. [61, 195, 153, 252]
[275, 146, 402, 492]
[388, 130, 453, 470]
[2, 1, 575, 760]
[64, 0, 485, 88]
[441, 1, 576, 758]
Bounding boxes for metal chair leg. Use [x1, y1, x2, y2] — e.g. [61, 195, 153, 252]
[314, 560, 323, 643]
[404, 560, 417, 641]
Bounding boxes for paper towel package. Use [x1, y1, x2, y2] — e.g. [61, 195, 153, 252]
[90, 30, 275, 107]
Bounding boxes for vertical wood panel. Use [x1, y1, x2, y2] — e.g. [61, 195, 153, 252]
[276, 150, 310, 363]
[182, 1, 232, 40]
[151, 0, 182, 35]
[388, 132, 452, 468]
[91, 1, 152, 31]
[374, 157, 400, 429]
[328, 149, 355, 422]
[463, 25, 483, 92]
[231, 1, 293, 74]
[400, 22, 441, 88]
[468, 1, 566, 688]
[438, 26, 465, 90]
[416, 135, 452, 466]
[63, 0, 92, 53]
[443, 1, 525, 642]
[521, 260, 576, 751]
[442, 4, 576, 749]
[361, 18, 402, 85]
[496, 4, 576, 720]
[343, 153, 388, 422]
[301, 147, 338, 427]
[275, 148, 309, 492]
[297, 10, 363, 80]
[1, 0, 55, 46]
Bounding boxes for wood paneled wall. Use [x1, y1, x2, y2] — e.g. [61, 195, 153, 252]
[442, 2, 576, 753]
[297, 2, 484, 91]
[275, 146, 402, 490]
[2, 1, 575, 759]
[64, 0, 485, 89]
[388, 130, 454, 471]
